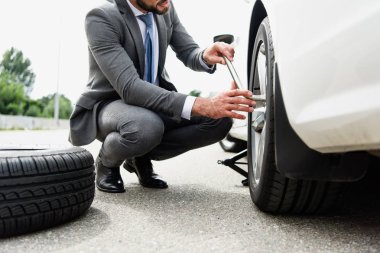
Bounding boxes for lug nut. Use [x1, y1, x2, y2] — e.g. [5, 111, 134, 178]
[252, 112, 265, 132]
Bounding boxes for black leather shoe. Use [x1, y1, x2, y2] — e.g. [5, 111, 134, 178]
[96, 156, 125, 193]
[123, 157, 168, 189]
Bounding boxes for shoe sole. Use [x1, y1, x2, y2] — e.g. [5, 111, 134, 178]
[96, 185, 126, 193]
[124, 163, 168, 189]
[140, 182, 168, 189]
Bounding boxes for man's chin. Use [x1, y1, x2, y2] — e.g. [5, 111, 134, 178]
[156, 0, 170, 14]
[160, 7, 170, 14]
[155, 7, 169, 14]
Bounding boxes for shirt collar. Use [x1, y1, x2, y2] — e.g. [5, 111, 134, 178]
[127, 0, 146, 17]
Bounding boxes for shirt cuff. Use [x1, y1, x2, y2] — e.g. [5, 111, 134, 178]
[181, 96, 197, 120]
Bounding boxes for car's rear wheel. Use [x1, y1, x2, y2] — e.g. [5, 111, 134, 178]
[247, 17, 345, 214]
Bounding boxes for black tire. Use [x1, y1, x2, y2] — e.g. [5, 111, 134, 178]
[247, 18, 344, 214]
[219, 134, 246, 153]
[0, 147, 95, 237]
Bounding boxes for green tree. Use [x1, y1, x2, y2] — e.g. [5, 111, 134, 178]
[0, 47, 36, 95]
[0, 48, 74, 119]
[24, 100, 43, 117]
[0, 72, 27, 115]
[40, 94, 73, 119]
[189, 89, 201, 97]
[58, 95, 73, 119]
[25, 105, 42, 117]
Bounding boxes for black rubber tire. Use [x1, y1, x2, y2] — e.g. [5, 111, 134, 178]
[0, 147, 95, 238]
[219, 134, 247, 153]
[247, 18, 345, 214]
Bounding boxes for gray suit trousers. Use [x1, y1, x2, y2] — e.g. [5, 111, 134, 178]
[96, 100, 233, 167]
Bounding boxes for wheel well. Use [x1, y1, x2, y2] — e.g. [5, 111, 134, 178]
[247, 0, 267, 82]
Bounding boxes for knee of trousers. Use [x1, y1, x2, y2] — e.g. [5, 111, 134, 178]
[213, 117, 233, 141]
[119, 113, 165, 153]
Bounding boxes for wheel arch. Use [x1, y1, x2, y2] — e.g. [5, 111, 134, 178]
[247, 0, 267, 83]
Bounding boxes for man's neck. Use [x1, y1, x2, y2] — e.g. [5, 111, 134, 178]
[128, 0, 148, 14]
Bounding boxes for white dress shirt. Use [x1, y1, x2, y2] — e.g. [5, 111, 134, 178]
[127, 0, 213, 120]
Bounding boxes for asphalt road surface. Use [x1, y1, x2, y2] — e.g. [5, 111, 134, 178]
[1, 130, 380, 253]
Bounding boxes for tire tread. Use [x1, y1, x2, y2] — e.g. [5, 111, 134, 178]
[0, 147, 95, 237]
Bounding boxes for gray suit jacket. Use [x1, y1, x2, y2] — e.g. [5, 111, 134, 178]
[69, 0, 215, 146]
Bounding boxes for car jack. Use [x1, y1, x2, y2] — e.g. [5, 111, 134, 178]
[217, 149, 249, 186]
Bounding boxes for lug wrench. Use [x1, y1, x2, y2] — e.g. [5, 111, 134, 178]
[213, 34, 266, 102]
[214, 35, 265, 186]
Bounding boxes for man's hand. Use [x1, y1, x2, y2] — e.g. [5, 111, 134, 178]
[192, 89, 255, 120]
[202, 42, 235, 65]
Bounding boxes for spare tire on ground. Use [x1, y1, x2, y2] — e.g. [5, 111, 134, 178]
[0, 147, 95, 238]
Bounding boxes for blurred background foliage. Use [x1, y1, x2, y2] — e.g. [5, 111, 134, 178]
[0, 48, 72, 119]
[189, 89, 201, 97]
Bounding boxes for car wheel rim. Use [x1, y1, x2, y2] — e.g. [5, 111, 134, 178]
[251, 42, 267, 186]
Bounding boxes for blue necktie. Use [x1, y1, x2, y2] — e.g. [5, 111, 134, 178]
[138, 13, 155, 83]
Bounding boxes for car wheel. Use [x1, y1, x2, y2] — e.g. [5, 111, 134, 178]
[0, 147, 95, 237]
[247, 17, 344, 214]
[219, 134, 246, 153]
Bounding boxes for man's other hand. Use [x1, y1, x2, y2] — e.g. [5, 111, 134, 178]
[202, 42, 235, 65]
[191, 89, 255, 120]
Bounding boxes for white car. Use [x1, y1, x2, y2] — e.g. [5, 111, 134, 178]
[220, 0, 380, 214]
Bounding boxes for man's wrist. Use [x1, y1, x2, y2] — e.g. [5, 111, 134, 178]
[200, 49, 213, 68]
[191, 97, 208, 117]
[201, 49, 208, 65]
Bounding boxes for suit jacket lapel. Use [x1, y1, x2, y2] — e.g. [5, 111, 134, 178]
[155, 14, 167, 78]
[114, 0, 145, 78]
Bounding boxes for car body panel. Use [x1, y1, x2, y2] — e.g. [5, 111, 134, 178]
[230, 0, 380, 153]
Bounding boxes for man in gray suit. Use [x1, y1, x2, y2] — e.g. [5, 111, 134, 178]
[69, 0, 255, 193]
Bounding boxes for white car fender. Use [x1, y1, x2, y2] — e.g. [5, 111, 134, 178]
[250, 0, 380, 153]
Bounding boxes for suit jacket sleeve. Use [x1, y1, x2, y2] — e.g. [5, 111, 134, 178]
[85, 7, 187, 121]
